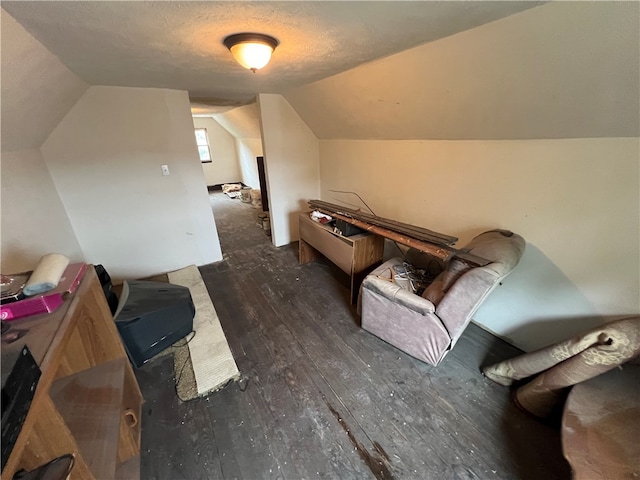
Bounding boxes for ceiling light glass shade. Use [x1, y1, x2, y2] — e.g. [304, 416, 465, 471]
[229, 42, 273, 70]
[224, 33, 279, 72]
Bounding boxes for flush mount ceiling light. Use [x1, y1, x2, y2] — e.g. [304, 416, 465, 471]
[223, 33, 279, 73]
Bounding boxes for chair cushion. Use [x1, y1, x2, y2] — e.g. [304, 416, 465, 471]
[422, 258, 471, 305]
[422, 230, 523, 310]
[440, 259, 472, 290]
[422, 278, 445, 305]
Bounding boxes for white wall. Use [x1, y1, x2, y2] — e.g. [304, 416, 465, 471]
[192, 117, 241, 186]
[1, 10, 86, 273]
[235, 138, 262, 189]
[0, 149, 85, 272]
[41, 86, 222, 281]
[1, 9, 88, 152]
[280, 0, 639, 351]
[258, 94, 320, 246]
[320, 138, 640, 351]
[213, 103, 263, 188]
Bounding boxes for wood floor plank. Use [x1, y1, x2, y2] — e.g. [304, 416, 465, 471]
[136, 356, 223, 480]
[263, 282, 493, 478]
[136, 193, 571, 480]
[213, 267, 373, 478]
[253, 266, 483, 455]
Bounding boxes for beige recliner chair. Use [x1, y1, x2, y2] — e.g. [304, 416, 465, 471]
[359, 229, 525, 366]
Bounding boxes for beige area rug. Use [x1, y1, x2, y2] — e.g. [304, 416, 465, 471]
[166, 265, 240, 401]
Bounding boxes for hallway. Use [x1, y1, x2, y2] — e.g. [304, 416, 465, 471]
[208, 191, 271, 255]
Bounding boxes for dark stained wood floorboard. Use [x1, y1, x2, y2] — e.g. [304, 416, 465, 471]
[137, 356, 223, 480]
[207, 257, 372, 479]
[261, 274, 522, 478]
[137, 192, 571, 480]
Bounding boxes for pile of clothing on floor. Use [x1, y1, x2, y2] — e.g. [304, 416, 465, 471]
[222, 183, 242, 198]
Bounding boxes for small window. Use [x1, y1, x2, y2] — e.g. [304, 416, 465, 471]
[195, 128, 211, 163]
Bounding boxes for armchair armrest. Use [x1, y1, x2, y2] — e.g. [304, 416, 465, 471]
[437, 267, 497, 345]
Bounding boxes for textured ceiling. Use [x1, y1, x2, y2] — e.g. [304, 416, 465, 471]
[2, 1, 540, 107]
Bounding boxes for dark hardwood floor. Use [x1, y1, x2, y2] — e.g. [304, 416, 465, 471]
[136, 192, 571, 480]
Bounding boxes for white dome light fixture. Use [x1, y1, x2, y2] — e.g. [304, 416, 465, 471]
[223, 33, 279, 73]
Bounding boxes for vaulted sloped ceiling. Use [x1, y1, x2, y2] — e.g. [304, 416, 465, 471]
[211, 103, 262, 139]
[2, 1, 540, 104]
[1, 10, 88, 152]
[285, 1, 640, 140]
[4, 2, 637, 146]
[2, 1, 547, 149]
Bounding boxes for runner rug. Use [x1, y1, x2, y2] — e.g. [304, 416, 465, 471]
[166, 265, 240, 401]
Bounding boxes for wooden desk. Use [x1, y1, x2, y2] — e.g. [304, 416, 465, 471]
[299, 213, 384, 304]
[1, 267, 143, 480]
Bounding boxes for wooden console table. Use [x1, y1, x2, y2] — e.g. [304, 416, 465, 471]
[1, 267, 143, 480]
[299, 213, 384, 304]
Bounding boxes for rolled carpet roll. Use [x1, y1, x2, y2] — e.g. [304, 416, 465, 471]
[23, 253, 70, 296]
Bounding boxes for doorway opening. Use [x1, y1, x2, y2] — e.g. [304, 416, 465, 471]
[191, 102, 272, 256]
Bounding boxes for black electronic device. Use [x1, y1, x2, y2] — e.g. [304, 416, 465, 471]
[114, 281, 195, 368]
[94, 265, 118, 315]
[335, 219, 364, 237]
[1, 345, 41, 470]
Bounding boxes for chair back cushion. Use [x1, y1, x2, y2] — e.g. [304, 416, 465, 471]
[422, 258, 471, 305]
[436, 230, 525, 345]
[463, 229, 525, 278]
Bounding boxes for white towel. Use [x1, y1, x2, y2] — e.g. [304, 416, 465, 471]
[23, 253, 70, 296]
